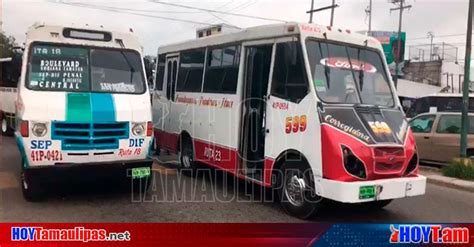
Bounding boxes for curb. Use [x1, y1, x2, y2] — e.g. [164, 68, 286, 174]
[420, 166, 474, 193]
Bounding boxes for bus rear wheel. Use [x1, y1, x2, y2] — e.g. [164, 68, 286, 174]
[179, 135, 197, 176]
[1, 114, 13, 136]
[21, 163, 46, 202]
[277, 161, 322, 219]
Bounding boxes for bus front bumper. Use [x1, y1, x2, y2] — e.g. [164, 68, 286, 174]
[24, 159, 153, 184]
[319, 175, 427, 203]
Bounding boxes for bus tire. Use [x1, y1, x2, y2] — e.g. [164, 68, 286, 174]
[277, 161, 322, 219]
[153, 138, 161, 156]
[1, 113, 13, 136]
[359, 199, 393, 210]
[21, 165, 46, 202]
[179, 134, 197, 176]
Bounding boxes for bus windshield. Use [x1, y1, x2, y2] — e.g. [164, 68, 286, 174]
[306, 40, 395, 107]
[27, 43, 145, 94]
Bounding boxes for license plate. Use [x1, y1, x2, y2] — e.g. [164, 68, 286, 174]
[359, 185, 376, 199]
[132, 167, 151, 179]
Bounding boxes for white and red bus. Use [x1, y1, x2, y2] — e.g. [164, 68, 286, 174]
[152, 23, 426, 219]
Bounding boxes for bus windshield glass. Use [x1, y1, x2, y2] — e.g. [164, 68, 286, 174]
[27, 44, 145, 94]
[306, 40, 395, 107]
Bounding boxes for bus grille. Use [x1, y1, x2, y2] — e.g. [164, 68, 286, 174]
[52, 122, 129, 151]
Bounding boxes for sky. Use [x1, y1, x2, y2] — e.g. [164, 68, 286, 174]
[2, 0, 472, 57]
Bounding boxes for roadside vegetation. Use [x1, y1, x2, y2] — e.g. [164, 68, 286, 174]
[442, 160, 474, 181]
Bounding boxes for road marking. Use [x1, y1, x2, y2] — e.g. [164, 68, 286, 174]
[0, 172, 19, 190]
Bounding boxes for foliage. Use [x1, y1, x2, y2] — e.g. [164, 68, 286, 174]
[442, 161, 474, 181]
[143, 55, 156, 83]
[0, 32, 23, 84]
[0, 32, 21, 57]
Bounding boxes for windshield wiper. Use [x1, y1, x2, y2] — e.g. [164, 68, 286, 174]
[357, 40, 369, 91]
[318, 40, 330, 89]
[344, 46, 362, 103]
[357, 48, 364, 91]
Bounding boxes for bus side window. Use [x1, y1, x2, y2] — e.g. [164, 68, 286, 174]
[203, 45, 240, 94]
[155, 54, 165, 91]
[166, 60, 172, 99]
[172, 60, 178, 99]
[270, 41, 309, 103]
[176, 50, 205, 92]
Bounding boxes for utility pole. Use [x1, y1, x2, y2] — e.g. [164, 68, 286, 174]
[460, 0, 473, 159]
[0, 0, 2, 33]
[306, 1, 339, 26]
[330, 0, 336, 26]
[427, 31, 434, 61]
[366, 0, 373, 33]
[390, 0, 412, 88]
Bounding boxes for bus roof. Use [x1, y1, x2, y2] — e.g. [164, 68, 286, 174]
[25, 24, 143, 52]
[158, 22, 381, 54]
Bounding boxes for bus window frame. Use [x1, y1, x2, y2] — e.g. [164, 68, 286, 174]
[24, 41, 148, 95]
[175, 47, 207, 93]
[270, 38, 310, 104]
[304, 37, 397, 109]
[202, 42, 242, 95]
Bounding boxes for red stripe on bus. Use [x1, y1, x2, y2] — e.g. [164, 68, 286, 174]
[154, 128, 275, 187]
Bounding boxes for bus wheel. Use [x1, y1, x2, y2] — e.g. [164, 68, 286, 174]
[154, 139, 161, 156]
[179, 135, 196, 176]
[277, 161, 322, 219]
[1, 114, 13, 136]
[21, 164, 46, 202]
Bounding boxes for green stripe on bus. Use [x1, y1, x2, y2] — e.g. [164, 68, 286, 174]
[66, 93, 92, 122]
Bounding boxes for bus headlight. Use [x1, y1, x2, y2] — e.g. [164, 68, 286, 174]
[341, 145, 367, 179]
[132, 123, 146, 136]
[32, 123, 48, 137]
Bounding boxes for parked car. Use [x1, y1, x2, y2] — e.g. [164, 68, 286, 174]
[409, 112, 474, 164]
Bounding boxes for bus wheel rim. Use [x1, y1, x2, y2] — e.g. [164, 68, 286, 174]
[1, 118, 7, 133]
[21, 172, 28, 190]
[284, 175, 306, 207]
[182, 152, 191, 168]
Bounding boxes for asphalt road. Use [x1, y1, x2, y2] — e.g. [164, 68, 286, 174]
[1, 136, 474, 223]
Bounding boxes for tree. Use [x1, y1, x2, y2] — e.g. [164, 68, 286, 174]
[143, 55, 156, 84]
[0, 32, 23, 86]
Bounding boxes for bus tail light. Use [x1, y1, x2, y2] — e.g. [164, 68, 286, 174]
[20, 120, 29, 137]
[341, 145, 366, 179]
[146, 121, 153, 137]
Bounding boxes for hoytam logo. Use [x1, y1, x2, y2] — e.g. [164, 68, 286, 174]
[324, 115, 371, 142]
[11, 226, 131, 242]
[320, 57, 377, 73]
[390, 224, 469, 244]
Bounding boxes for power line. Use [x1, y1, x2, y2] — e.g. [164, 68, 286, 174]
[54, 1, 216, 25]
[148, 0, 287, 23]
[409, 33, 471, 41]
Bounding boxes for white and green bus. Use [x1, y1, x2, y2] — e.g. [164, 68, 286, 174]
[15, 24, 153, 201]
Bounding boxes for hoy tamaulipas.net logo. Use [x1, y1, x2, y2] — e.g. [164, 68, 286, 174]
[11, 226, 131, 242]
[390, 224, 469, 244]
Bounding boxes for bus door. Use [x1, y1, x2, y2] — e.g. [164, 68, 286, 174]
[163, 55, 179, 151]
[240, 44, 273, 181]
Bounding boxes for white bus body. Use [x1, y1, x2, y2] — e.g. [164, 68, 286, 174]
[16, 24, 153, 201]
[152, 22, 426, 218]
